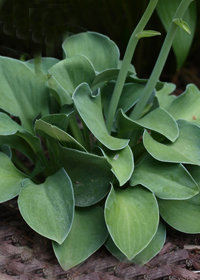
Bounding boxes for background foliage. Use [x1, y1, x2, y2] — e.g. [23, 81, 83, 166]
[0, 0, 200, 85]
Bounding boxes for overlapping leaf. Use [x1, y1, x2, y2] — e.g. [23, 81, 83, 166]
[168, 84, 200, 125]
[73, 83, 129, 150]
[35, 119, 86, 152]
[58, 144, 112, 206]
[143, 121, 200, 165]
[158, 193, 200, 233]
[0, 152, 27, 203]
[116, 107, 179, 142]
[156, 82, 176, 110]
[62, 31, 119, 72]
[0, 56, 48, 133]
[105, 221, 166, 264]
[18, 169, 74, 244]
[130, 155, 199, 199]
[53, 206, 108, 270]
[48, 54, 96, 98]
[100, 145, 134, 186]
[105, 185, 159, 260]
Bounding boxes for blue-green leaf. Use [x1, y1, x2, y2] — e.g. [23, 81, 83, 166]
[48, 55, 96, 97]
[18, 168, 74, 244]
[0, 56, 48, 133]
[105, 186, 159, 260]
[143, 121, 200, 165]
[53, 206, 108, 270]
[35, 119, 86, 152]
[105, 221, 166, 265]
[156, 83, 176, 110]
[130, 155, 199, 200]
[116, 107, 179, 142]
[168, 84, 200, 125]
[73, 83, 129, 150]
[0, 152, 27, 203]
[158, 192, 200, 233]
[62, 31, 119, 72]
[100, 145, 134, 186]
[58, 145, 112, 207]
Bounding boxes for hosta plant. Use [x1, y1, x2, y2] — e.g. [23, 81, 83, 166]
[0, 0, 199, 270]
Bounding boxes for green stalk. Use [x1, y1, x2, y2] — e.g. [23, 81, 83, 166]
[106, 0, 159, 133]
[68, 113, 86, 148]
[129, 0, 195, 120]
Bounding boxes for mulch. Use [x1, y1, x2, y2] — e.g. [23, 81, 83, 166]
[1, 200, 200, 280]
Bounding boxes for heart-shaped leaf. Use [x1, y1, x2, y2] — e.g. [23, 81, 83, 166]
[116, 107, 179, 142]
[105, 220, 166, 264]
[130, 155, 199, 200]
[58, 144, 112, 207]
[168, 84, 200, 125]
[62, 31, 119, 72]
[158, 193, 200, 233]
[18, 168, 74, 244]
[101, 145, 134, 186]
[53, 206, 108, 270]
[0, 56, 48, 133]
[73, 83, 129, 150]
[0, 152, 27, 203]
[105, 185, 159, 260]
[143, 121, 200, 165]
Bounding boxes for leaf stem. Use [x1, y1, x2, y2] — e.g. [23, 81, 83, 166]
[129, 0, 194, 121]
[106, 0, 159, 133]
[68, 113, 86, 148]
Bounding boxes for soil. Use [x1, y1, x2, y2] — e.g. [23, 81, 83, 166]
[1, 199, 200, 280]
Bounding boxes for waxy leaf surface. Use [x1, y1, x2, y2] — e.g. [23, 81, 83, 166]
[18, 169, 74, 244]
[48, 55, 96, 97]
[73, 83, 129, 150]
[0, 113, 23, 135]
[0, 113, 45, 163]
[158, 193, 200, 233]
[156, 83, 176, 110]
[117, 83, 146, 113]
[53, 206, 108, 270]
[116, 107, 178, 142]
[143, 121, 200, 165]
[130, 155, 198, 200]
[105, 186, 159, 260]
[168, 84, 200, 125]
[58, 145, 112, 206]
[62, 31, 119, 72]
[0, 56, 48, 133]
[35, 119, 86, 152]
[101, 145, 134, 186]
[0, 152, 27, 203]
[105, 221, 166, 264]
